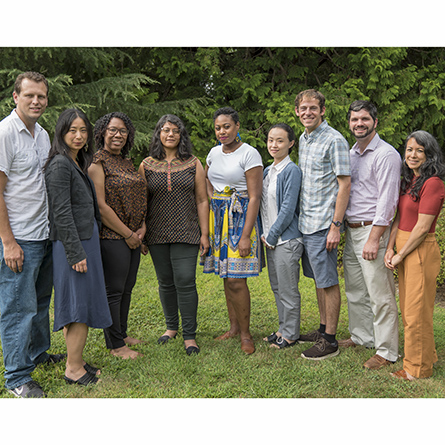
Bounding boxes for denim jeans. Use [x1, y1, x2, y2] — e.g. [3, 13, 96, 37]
[0, 239, 53, 389]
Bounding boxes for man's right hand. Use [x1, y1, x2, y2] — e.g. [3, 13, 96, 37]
[3, 240, 24, 273]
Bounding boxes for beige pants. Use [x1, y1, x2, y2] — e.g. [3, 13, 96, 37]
[344, 225, 399, 361]
[397, 230, 441, 378]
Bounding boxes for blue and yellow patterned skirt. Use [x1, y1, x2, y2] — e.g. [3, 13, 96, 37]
[201, 188, 264, 278]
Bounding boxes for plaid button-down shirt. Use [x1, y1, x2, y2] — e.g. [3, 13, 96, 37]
[298, 120, 351, 234]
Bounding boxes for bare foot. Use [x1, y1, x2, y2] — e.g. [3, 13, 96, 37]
[240, 336, 255, 355]
[184, 339, 198, 349]
[405, 370, 417, 381]
[263, 332, 281, 342]
[66, 364, 98, 382]
[215, 330, 240, 340]
[124, 336, 144, 346]
[110, 345, 143, 360]
[162, 330, 178, 338]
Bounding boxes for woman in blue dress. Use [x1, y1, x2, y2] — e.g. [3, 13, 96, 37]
[45, 109, 112, 386]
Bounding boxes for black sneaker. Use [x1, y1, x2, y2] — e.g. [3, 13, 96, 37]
[298, 330, 323, 343]
[301, 336, 339, 360]
[8, 380, 46, 398]
[44, 353, 67, 364]
[45, 354, 66, 365]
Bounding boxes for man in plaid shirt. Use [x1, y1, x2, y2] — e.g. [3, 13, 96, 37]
[294, 89, 351, 360]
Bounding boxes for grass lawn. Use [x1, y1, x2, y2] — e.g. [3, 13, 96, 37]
[1, 253, 444, 400]
[1, 253, 444, 443]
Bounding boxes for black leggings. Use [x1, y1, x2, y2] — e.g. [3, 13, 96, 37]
[100, 239, 141, 349]
[148, 243, 199, 340]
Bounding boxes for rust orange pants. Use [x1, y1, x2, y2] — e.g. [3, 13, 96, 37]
[396, 230, 441, 378]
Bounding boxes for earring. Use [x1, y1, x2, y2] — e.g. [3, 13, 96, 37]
[235, 132, 241, 143]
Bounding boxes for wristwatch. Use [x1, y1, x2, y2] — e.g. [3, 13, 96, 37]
[332, 220, 342, 227]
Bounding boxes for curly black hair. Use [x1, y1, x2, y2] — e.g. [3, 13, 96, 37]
[94, 111, 135, 158]
[149, 114, 193, 161]
[401, 130, 445, 201]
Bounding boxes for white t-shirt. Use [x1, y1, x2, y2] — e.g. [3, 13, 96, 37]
[0, 110, 50, 240]
[206, 143, 263, 193]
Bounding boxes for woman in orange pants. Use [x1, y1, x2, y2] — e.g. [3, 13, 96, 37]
[385, 130, 445, 380]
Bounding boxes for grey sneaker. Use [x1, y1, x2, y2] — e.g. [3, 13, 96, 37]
[298, 330, 323, 343]
[8, 380, 46, 398]
[301, 336, 339, 360]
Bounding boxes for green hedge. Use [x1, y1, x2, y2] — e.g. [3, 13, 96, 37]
[337, 206, 445, 287]
[436, 206, 445, 287]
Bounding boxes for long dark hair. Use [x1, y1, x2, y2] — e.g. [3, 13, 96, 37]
[45, 108, 94, 174]
[401, 130, 445, 200]
[149, 114, 193, 161]
[94, 111, 135, 159]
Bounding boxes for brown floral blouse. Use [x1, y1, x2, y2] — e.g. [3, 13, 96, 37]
[142, 155, 201, 245]
[92, 149, 147, 240]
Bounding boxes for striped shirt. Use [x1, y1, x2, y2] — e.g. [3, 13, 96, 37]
[298, 120, 351, 234]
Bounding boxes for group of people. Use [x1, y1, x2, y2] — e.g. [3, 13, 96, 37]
[261, 90, 445, 385]
[0, 72, 443, 398]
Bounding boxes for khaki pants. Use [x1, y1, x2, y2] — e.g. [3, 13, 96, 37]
[344, 225, 399, 361]
[397, 230, 441, 378]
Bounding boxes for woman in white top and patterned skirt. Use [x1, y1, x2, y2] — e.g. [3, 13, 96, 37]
[201, 107, 263, 354]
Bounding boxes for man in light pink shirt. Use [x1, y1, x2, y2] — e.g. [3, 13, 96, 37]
[341, 100, 401, 370]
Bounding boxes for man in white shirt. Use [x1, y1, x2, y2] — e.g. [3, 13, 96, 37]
[0, 72, 64, 398]
[340, 100, 401, 370]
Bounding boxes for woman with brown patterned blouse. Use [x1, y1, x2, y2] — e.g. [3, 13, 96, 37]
[138, 114, 209, 355]
[89, 112, 147, 360]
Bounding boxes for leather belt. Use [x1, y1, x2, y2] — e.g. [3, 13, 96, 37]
[346, 221, 373, 229]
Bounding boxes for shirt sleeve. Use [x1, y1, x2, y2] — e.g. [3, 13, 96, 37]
[0, 129, 13, 176]
[419, 177, 445, 216]
[373, 150, 402, 226]
[330, 136, 351, 177]
[206, 146, 215, 167]
[45, 157, 86, 265]
[243, 145, 263, 172]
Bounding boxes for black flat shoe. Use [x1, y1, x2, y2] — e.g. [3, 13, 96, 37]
[185, 346, 200, 356]
[84, 362, 100, 375]
[64, 371, 99, 386]
[157, 333, 177, 345]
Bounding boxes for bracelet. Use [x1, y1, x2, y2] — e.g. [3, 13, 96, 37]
[124, 231, 133, 240]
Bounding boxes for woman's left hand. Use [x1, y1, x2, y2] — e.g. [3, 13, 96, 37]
[125, 231, 142, 249]
[135, 225, 146, 241]
[200, 235, 210, 257]
[72, 258, 87, 273]
[390, 253, 403, 268]
[261, 235, 274, 250]
[238, 235, 251, 258]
